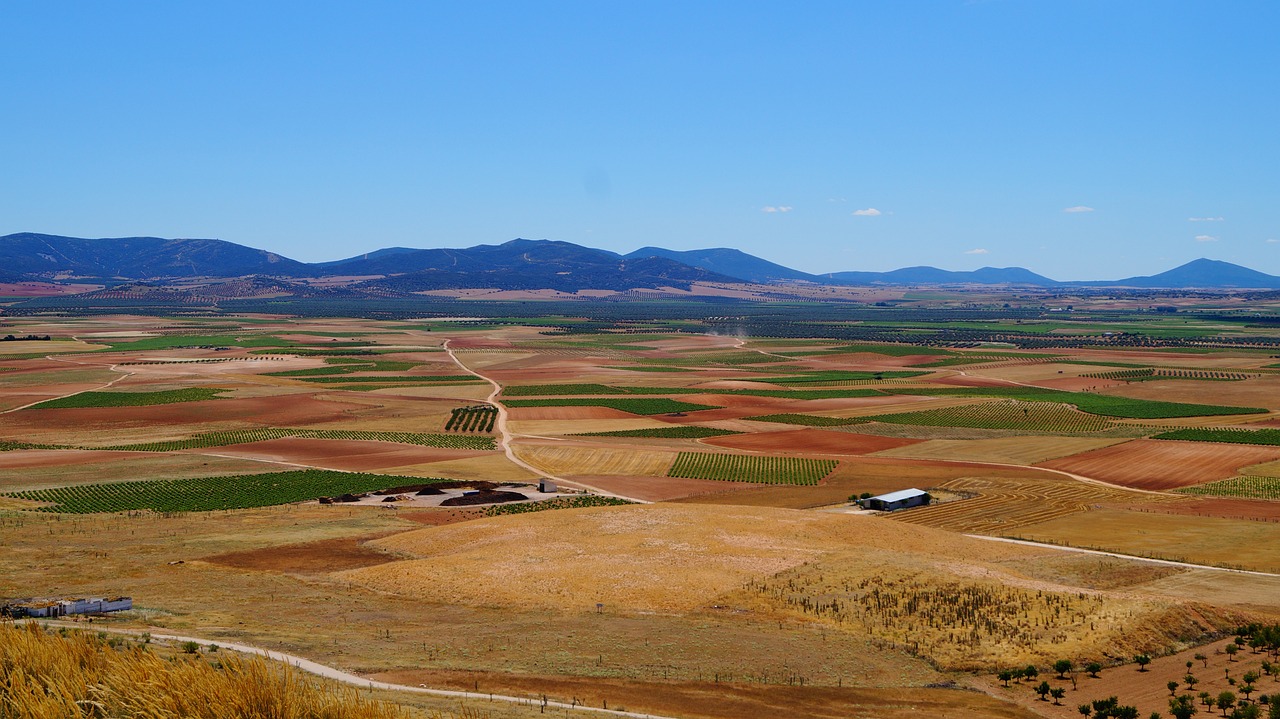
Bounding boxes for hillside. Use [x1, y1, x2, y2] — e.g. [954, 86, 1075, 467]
[624, 246, 820, 283]
[0, 233, 311, 279]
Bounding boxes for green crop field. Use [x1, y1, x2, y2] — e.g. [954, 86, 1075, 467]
[891, 386, 1266, 419]
[501, 383, 885, 400]
[745, 414, 868, 427]
[667, 452, 837, 485]
[265, 358, 422, 377]
[445, 405, 498, 432]
[101, 334, 297, 351]
[572, 426, 739, 438]
[95, 428, 496, 452]
[867, 400, 1113, 432]
[501, 398, 720, 415]
[482, 495, 636, 516]
[5, 469, 443, 513]
[290, 375, 480, 384]
[1174, 475, 1280, 500]
[1081, 368, 1253, 382]
[1153, 428, 1280, 446]
[27, 388, 226, 410]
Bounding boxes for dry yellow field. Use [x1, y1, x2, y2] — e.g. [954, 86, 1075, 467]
[513, 443, 676, 476]
[872, 436, 1130, 465]
[1239, 458, 1280, 477]
[341, 504, 1044, 613]
[890, 475, 1175, 534]
[382, 454, 539, 482]
[1013, 508, 1280, 573]
[0, 452, 276, 492]
[370, 384, 492, 401]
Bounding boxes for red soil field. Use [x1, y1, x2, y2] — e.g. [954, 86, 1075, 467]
[0, 449, 152, 470]
[0, 394, 366, 433]
[1037, 439, 1280, 490]
[194, 437, 491, 471]
[1034, 376, 1127, 391]
[202, 535, 398, 574]
[1119, 496, 1280, 521]
[505, 406, 643, 421]
[703, 428, 922, 455]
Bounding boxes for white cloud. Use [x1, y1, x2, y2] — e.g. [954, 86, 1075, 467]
[1194, 235, 1219, 242]
[964, 248, 990, 255]
[827, 197, 847, 203]
[761, 206, 792, 213]
[1062, 206, 1094, 213]
[1188, 216, 1225, 222]
[851, 208, 882, 216]
[1267, 239, 1279, 244]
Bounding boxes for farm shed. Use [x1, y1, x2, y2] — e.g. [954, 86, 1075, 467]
[538, 479, 558, 493]
[863, 488, 930, 512]
[1, 596, 132, 618]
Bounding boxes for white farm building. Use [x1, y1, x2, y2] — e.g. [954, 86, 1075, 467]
[862, 488, 930, 512]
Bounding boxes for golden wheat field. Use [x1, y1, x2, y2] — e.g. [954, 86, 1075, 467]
[512, 443, 677, 476]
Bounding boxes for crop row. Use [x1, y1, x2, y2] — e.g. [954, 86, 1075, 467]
[868, 400, 1113, 433]
[96, 427, 496, 452]
[750, 370, 928, 385]
[482, 495, 635, 516]
[572, 426, 739, 439]
[1153, 428, 1280, 446]
[5, 469, 443, 513]
[667, 452, 836, 485]
[1082, 368, 1253, 381]
[445, 405, 498, 432]
[1174, 475, 1280, 500]
[28, 388, 226, 410]
[501, 383, 884, 400]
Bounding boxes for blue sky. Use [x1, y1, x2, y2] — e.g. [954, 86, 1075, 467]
[2, 2, 1277, 279]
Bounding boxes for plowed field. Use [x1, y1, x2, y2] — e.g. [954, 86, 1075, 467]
[873, 436, 1129, 465]
[504, 406, 642, 421]
[1037, 439, 1280, 490]
[702, 428, 921, 455]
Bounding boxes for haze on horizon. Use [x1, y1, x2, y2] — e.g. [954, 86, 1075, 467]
[1, 1, 1276, 280]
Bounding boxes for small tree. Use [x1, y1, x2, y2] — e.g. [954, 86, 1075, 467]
[1199, 691, 1213, 707]
[1024, 665, 1039, 682]
[1168, 695, 1198, 719]
[1170, 680, 1183, 696]
[1186, 674, 1200, 690]
[1196, 654, 1209, 669]
[1051, 687, 1066, 705]
[1217, 691, 1236, 717]
[1055, 659, 1075, 678]
[997, 670, 1013, 687]
[1087, 661, 1104, 678]
[1037, 681, 1052, 701]
[1137, 654, 1153, 672]
[1243, 684, 1257, 701]
[1227, 645, 1240, 661]
[1080, 704, 1092, 718]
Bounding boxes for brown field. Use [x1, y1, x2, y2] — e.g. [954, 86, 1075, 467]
[702, 428, 921, 455]
[199, 437, 492, 471]
[203, 534, 399, 573]
[873, 436, 1130, 465]
[1037, 439, 1280, 490]
[372, 670, 1037, 719]
[1120, 496, 1280, 521]
[508, 417, 672, 435]
[513, 443, 676, 476]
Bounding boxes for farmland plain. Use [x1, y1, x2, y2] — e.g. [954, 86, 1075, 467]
[4, 305, 1280, 719]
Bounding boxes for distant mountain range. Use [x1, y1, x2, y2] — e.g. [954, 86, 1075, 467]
[4, 232, 1280, 291]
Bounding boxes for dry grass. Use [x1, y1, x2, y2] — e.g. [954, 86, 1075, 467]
[513, 444, 676, 476]
[1013, 507, 1280, 573]
[873, 436, 1129, 465]
[890, 475, 1175, 534]
[0, 623, 414, 718]
[381, 454, 540, 482]
[727, 552, 1238, 670]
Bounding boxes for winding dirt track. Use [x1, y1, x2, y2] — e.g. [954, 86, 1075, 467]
[442, 339, 648, 502]
[18, 621, 679, 719]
